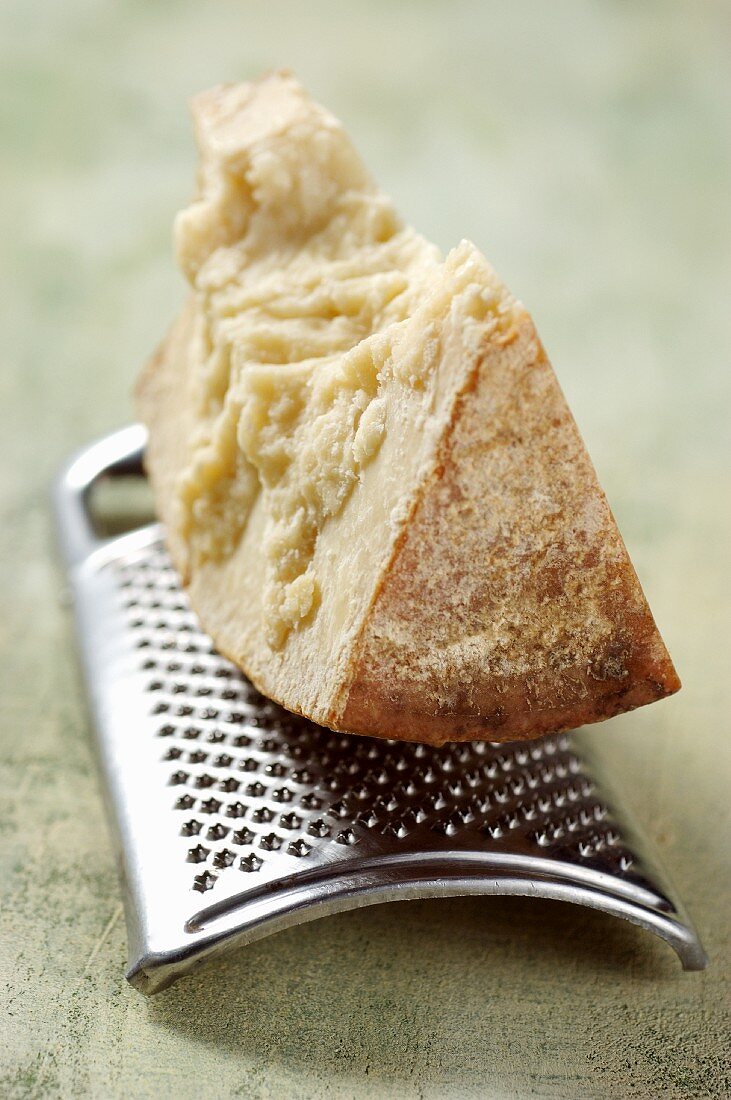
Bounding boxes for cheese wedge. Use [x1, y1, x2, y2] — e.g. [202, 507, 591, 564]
[136, 71, 680, 745]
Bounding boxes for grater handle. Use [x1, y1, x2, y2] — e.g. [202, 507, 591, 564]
[53, 424, 148, 567]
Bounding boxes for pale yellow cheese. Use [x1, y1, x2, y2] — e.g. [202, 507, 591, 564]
[170, 73, 516, 650]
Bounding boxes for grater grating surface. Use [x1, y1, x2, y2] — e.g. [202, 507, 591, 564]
[54, 426, 706, 993]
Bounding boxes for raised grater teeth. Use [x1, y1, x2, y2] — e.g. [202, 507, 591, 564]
[54, 425, 707, 993]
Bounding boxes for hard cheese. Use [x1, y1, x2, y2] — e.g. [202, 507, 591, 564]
[136, 71, 680, 745]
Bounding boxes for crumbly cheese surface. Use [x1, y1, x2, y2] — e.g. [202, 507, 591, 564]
[173, 74, 516, 648]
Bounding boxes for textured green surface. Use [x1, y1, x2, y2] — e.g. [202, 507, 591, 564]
[1, 2, 730, 1097]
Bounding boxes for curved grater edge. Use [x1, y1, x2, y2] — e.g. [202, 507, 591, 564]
[53, 426, 707, 994]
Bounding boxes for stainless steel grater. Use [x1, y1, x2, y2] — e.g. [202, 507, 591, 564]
[54, 425, 707, 993]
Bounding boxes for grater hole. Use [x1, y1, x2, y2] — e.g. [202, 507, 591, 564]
[252, 807, 273, 824]
[213, 848, 235, 869]
[335, 829, 358, 846]
[240, 854, 263, 872]
[232, 827, 255, 846]
[199, 797, 222, 815]
[193, 871, 217, 892]
[271, 786, 293, 803]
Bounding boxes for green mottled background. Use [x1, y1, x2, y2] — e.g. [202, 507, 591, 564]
[1, 2, 729, 1097]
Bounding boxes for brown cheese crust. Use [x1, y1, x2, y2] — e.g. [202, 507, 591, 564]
[338, 313, 680, 744]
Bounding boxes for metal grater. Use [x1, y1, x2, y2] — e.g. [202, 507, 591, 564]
[54, 425, 707, 993]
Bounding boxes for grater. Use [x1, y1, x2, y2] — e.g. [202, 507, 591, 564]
[54, 425, 707, 994]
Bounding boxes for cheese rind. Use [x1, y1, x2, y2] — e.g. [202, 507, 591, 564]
[136, 71, 680, 744]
